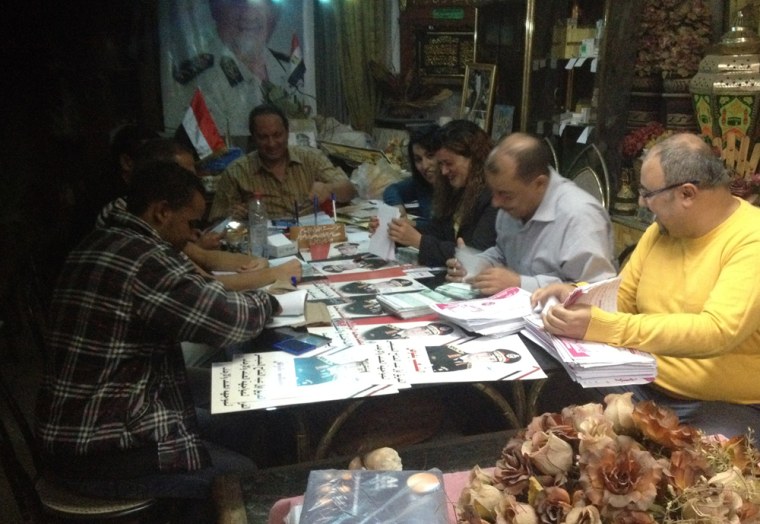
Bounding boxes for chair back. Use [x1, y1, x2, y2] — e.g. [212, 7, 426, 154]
[0, 362, 161, 522]
[543, 137, 559, 170]
[567, 143, 611, 211]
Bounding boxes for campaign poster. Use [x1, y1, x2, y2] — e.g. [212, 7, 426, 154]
[159, 0, 316, 136]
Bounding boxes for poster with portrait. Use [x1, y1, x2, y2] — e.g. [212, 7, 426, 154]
[397, 334, 547, 385]
[158, 0, 317, 137]
[459, 63, 497, 134]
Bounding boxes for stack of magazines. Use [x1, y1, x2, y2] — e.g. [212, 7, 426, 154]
[522, 316, 657, 387]
[376, 289, 455, 319]
[521, 277, 656, 387]
[428, 287, 533, 335]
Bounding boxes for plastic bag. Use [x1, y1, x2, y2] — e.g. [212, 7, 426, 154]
[351, 159, 407, 200]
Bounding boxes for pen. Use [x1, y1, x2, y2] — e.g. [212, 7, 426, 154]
[294, 200, 299, 226]
[331, 192, 337, 221]
[313, 195, 318, 226]
[290, 276, 298, 287]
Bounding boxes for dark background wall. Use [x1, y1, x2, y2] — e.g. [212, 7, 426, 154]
[1, 1, 160, 306]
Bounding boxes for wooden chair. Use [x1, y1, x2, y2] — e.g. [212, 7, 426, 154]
[0, 367, 163, 522]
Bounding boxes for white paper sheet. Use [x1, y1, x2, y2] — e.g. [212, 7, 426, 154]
[368, 202, 400, 260]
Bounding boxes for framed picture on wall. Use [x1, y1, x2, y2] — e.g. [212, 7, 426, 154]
[490, 104, 515, 141]
[459, 63, 497, 133]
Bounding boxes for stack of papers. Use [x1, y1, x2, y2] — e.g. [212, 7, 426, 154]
[522, 317, 656, 387]
[522, 277, 657, 387]
[376, 289, 455, 319]
[210, 333, 546, 413]
[428, 287, 533, 335]
[434, 282, 480, 300]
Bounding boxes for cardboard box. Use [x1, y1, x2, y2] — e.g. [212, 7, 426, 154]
[552, 24, 596, 59]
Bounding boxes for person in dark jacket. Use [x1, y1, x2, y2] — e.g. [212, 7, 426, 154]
[375, 120, 498, 267]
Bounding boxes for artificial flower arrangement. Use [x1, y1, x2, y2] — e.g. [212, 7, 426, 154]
[633, 0, 711, 80]
[457, 393, 760, 523]
[621, 122, 673, 162]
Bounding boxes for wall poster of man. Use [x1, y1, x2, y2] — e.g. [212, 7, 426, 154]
[159, 0, 317, 137]
[459, 63, 497, 134]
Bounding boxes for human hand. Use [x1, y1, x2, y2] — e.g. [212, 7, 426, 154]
[541, 303, 592, 339]
[470, 267, 520, 296]
[230, 203, 248, 220]
[387, 217, 421, 248]
[237, 256, 269, 273]
[445, 258, 467, 282]
[530, 283, 576, 310]
[273, 259, 303, 282]
[196, 230, 225, 250]
[368, 216, 379, 235]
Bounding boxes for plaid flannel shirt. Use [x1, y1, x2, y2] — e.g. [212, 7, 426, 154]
[36, 203, 273, 472]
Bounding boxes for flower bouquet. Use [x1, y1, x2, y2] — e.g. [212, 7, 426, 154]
[457, 393, 760, 523]
[621, 122, 671, 162]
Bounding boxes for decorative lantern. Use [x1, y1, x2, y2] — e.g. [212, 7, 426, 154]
[689, 10, 760, 143]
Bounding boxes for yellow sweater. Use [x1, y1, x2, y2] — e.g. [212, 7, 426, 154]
[586, 199, 760, 403]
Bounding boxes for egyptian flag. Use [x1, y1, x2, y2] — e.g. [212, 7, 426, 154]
[180, 88, 225, 160]
[288, 33, 306, 88]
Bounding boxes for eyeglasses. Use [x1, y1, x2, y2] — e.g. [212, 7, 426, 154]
[638, 180, 700, 200]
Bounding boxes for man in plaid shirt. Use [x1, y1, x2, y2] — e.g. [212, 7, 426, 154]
[35, 162, 278, 517]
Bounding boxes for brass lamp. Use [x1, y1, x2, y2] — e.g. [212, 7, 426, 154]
[689, 9, 760, 143]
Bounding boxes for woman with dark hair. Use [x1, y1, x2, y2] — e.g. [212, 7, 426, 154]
[382, 124, 440, 228]
[377, 120, 498, 267]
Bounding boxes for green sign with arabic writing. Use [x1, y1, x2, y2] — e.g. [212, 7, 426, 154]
[432, 8, 464, 20]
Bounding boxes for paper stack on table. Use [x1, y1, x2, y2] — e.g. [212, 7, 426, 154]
[521, 277, 657, 387]
[210, 332, 546, 413]
[428, 287, 533, 335]
[376, 289, 455, 319]
[522, 317, 656, 387]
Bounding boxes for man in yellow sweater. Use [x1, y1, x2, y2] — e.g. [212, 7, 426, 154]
[532, 133, 760, 440]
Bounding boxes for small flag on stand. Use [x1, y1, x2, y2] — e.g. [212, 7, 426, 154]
[181, 88, 225, 160]
[288, 33, 305, 88]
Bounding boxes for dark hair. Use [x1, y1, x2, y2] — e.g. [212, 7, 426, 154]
[343, 298, 383, 316]
[362, 325, 402, 340]
[406, 124, 440, 186]
[133, 138, 195, 173]
[110, 124, 159, 175]
[249, 104, 289, 135]
[126, 162, 205, 216]
[340, 282, 376, 295]
[431, 120, 493, 226]
[486, 132, 551, 183]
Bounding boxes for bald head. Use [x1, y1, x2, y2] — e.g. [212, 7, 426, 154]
[644, 133, 728, 188]
[485, 133, 551, 183]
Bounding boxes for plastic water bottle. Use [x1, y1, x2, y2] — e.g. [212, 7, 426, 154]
[248, 193, 268, 258]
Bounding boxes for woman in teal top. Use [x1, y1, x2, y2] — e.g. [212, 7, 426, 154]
[382, 124, 439, 228]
